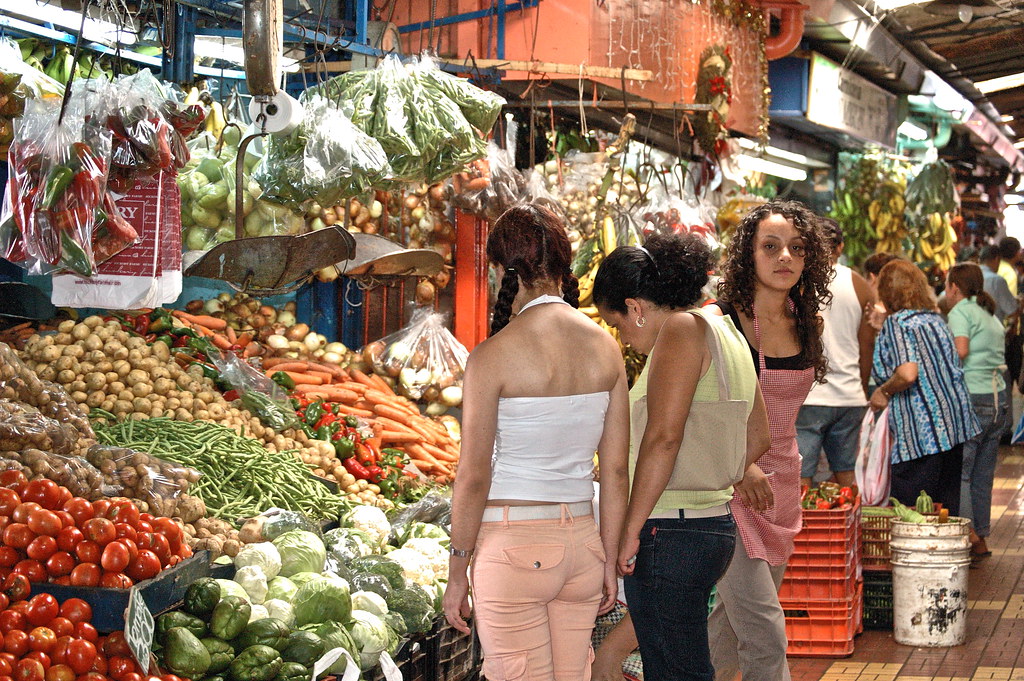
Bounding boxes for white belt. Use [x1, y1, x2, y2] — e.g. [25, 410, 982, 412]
[649, 502, 732, 520]
[481, 501, 593, 523]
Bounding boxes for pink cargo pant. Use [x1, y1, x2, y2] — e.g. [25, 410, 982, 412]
[470, 506, 606, 681]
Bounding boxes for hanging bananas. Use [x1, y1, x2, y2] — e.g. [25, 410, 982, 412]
[904, 161, 958, 271]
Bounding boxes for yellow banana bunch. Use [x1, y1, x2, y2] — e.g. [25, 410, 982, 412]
[601, 216, 617, 258]
[184, 87, 201, 106]
[205, 101, 227, 139]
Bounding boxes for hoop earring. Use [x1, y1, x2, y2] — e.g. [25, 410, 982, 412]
[636, 316, 646, 328]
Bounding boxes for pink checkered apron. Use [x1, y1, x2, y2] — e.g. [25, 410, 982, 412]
[731, 310, 814, 565]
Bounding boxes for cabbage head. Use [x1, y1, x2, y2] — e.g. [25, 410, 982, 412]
[216, 578, 250, 601]
[273, 530, 327, 576]
[289, 572, 322, 588]
[314, 622, 358, 674]
[248, 603, 270, 622]
[351, 591, 388, 617]
[265, 599, 296, 627]
[234, 542, 282, 579]
[266, 576, 298, 603]
[324, 528, 376, 566]
[349, 610, 390, 671]
[293, 575, 352, 626]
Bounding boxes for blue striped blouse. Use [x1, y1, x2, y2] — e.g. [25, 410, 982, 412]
[872, 309, 980, 464]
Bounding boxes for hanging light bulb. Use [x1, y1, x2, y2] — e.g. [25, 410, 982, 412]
[958, 4, 973, 23]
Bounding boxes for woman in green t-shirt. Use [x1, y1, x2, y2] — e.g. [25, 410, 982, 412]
[946, 263, 1008, 560]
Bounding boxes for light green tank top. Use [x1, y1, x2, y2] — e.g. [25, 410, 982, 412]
[627, 307, 758, 511]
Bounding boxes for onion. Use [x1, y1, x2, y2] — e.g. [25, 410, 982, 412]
[204, 299, 224, 314]
[258, 305, 277, 323]
[325, 342, 347, 355]
[433, 269, 451, 289]
[303, 332, 325, 352]
[428, 183, 446, 202]
[267, 335, 289, 350]
[322, 351, 343, 364]
[416, 280, 436, 305]
[276, 311, 296, 327]
[404, 194, 421, 210]
[285, 323, 310, 342]
[425, 401, 448, 416]
[440, 386, 463, 407]
[362, 340, 386, 366]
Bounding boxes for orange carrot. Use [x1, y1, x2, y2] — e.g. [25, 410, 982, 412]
[333, 382, 368, 395]
[303, 361, 348, 380]
[423, 442, 457, 462]
[380, 431, 421, 443]
[294, 384, 358, 402]
[263, 362, 311, 375]
[173, 310, 228, 330]
[192, 324, 213, 337]
[369, 373, 395, 395]
[226, 326, 237, 344]
[236, 332, 252, 348]
[373, 403, 415, 426]
[262, 357, 295, 369]
[407, 443, 452, 474]
[210, 333, 233, 350]
[374, 416, 416, 434]
[307, 370, 333, 383]
[281, 371, 323, 385]
[350, 368, 377, 389]
[331, 403, 375, 418]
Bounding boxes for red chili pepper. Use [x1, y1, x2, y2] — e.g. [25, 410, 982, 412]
[365, 465, 384, 484]
[816, 499, 834, 509]
[315, 413, 335, 430]
[133, 314, 151, 336]
[355, 442, 377, 467]
[223, 390, 240, 401]
[343, 457, 371, 481]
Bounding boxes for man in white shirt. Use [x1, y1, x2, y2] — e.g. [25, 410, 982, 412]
[796, 219, 877, 488]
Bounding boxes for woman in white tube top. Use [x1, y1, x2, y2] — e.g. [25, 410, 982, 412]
[442, 204, 630, 681]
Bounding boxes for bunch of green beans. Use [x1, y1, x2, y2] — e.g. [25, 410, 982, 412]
[92, 414, 346, 525]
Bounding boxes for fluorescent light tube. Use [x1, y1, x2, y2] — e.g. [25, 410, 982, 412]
[736, 138, 811, 166]
[976, 72, 1024, 95]
[0, 0, 135, 45]
[735, 155, 808, 182]
[898, 120, 929, 140]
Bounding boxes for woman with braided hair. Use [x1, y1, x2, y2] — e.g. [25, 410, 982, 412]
[443, 204, 630, 681]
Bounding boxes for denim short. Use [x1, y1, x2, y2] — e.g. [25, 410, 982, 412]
[796, 405, 867, 479]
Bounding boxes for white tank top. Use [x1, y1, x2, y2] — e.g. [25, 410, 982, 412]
[487, 294, 609, 502]
[804, 264, 867, 407]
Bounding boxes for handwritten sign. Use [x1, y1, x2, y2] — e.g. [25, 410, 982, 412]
[125, 587, 155, 673]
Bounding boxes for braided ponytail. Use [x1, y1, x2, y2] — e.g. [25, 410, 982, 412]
[490, 267, 521, 335]
[562, 272, 580, 309]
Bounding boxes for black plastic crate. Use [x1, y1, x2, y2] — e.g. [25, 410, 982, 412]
[369, 634, 431, 681]
[862, 569, 893, 630]
[430, 618, 481, 681]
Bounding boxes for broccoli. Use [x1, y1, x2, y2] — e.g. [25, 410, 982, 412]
[350, 573, 392, 600]
[386, 587, 434, 634]
[349, 555, 407, 590]
[383, 611, 408, 637]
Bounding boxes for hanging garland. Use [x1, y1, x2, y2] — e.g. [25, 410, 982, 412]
[704, 0, 771, 144]
[692, 45, 733, 156]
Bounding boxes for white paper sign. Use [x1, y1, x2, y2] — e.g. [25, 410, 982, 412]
[124, 587, 154, 672]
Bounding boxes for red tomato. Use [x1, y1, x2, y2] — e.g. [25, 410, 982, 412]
[100, 633, 130, 659]
[0, 472, 27, 495]
[73, 543, 100, 566]
[177, 545, 192, 560]
[50, 637, 71, 665]
[55, 489, 70, 507]
[99, 543, 129, 574]
[0, 659, 10, 677]
[67, 566, 100, 589]
[0, 611, 26, 635]
[13, 658, 44, 681]
[86, 655, 103, 676]
[88, 501, 110, 519]
[64, 642, 95, 676]
[3, 524, 34, 550]
[119, 675, 142, 681]
[13, 561, 46, 584]
[159, 676, 181, 681]
[26, 537, 57, 562]
[0, 595, 9, 612]
[21, 482, 60, 511]
[4, 631, 28, 656]
[44, 665, 74, 681]
[26, 629, 55, 655]
[0, 518, 11, 538]
[44, 553, 74, 579]
[0, 652, 17, 667]
[105, 657, 135, 681]
[135, 522, 152, 534]
[98, 573, 131, 589]
[11, 504, 41, 525]
[52, 515, 72, 533]
[125, 551, 160, 583]
[60, 501, 92, 528]
[3, 574, 30, 602]
[22, 654, 47, 672]
[81, 521, 114, 547]
[76, 673, 106, 681]
[0, 491, 20, 517]
[112, 525, 136, 545]
[105, 503, 139, 529]
[71, 625, 96, 645]
[57, 602, 90, 626]
[25, 595, 58, 627]
[151, 519, 181, 552]
[51, 578, 69, 587]
[26, 512, 60, 538]
[0, 549, 20, 570]
[136, 535, 169, 567]
[46, 620, 71, 640]
[8, 603, 27, 616]
[55, 529, 83, 555]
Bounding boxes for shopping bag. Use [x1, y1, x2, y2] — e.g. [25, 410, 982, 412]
[855, 407, 892, 506]
[1011, 411, 1024, 445]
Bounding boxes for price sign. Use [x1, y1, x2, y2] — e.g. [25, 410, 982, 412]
[125, 587, 155, 672]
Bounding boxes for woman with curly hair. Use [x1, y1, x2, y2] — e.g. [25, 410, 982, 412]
[591, 233, 770, 681]
[869, 260, 979, 516]
[443, 204, 630, 681]
[706, 200, 832, 681]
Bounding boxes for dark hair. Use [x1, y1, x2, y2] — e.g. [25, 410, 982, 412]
[877, 260, 936, 313]
[819, 217, 843, 249]
[980, 245, 1001, 264]
[592, 233, 714, 313]
[486, 204, 578, 335]
[863, 252, 899, 278]
[717, 200, 832, 383]
[998, 236, 1020, 260]
[948, 262, 997, 316]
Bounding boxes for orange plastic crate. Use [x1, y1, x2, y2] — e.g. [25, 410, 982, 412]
[780, 558, 860, 601]
[783, 581, 863, 658]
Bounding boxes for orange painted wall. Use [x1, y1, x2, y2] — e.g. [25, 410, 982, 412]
[388, 0, 766, 137]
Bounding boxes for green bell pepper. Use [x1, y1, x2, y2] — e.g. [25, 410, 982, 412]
[272, 371, 295, 390]
[41, 165, 74, 209]
[333, 436, 355, 459]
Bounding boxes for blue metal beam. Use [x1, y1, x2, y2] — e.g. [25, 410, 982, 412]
[496, 0, 506, 59]
[397, 0, 538, 34]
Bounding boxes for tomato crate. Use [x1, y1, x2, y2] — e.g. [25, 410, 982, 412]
[862, 570, 894, 630]
[780, 558, 860, 601]
[31, 551, 211, 632]
[861, 511, 894, 571]
[429, 617, 482, 681]
[782, 581, 863, 658]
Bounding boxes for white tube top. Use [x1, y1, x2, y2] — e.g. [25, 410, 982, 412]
[488, 390, 610, 502]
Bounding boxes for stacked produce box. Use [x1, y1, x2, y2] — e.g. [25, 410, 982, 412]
[779, 485, 863, 657]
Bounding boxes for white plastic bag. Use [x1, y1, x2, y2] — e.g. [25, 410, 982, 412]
[855, 407, 892, 506]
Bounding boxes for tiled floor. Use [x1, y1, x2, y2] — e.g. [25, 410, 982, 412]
[788, 448, 1024, 681]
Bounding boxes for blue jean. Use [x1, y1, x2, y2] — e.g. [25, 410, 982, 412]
[795, 405, 867, 479]
[623, 515, 736, 681]
[961, 390, 1009, 537]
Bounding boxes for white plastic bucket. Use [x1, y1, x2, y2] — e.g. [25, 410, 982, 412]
[890, 518, 971, 647]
